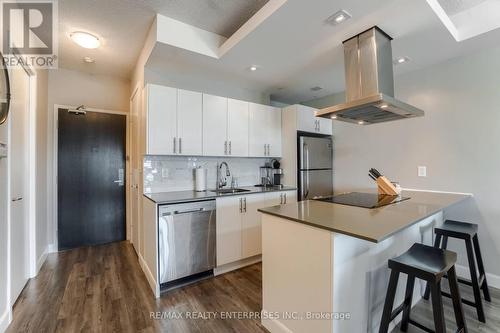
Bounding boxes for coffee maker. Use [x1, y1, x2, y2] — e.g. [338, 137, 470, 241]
[271, 168, 283, 187]
[259, 159, 284, 187]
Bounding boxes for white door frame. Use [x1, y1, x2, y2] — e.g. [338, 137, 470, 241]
[50, 104, 129, 252]
[129, 83, 142, 254]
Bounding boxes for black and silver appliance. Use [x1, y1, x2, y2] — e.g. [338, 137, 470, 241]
[158, 199, 216, 289]
[316, 192, 409, 209]
[298, 134, 333, 200]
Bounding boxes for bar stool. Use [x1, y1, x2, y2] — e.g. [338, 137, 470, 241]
[379, 243, 467, 333]
[424, 220, 491, 323]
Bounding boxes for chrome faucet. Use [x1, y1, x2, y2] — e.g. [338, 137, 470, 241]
[217, 162, 231, 189]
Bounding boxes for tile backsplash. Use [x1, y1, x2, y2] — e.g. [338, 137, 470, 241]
[143, 156, 272, 193]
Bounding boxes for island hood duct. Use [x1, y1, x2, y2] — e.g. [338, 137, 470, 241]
[316, 26, 424, 124]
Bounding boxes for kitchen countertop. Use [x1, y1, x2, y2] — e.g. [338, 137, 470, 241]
[258, 190, 471, 243]
[144, 185, 297, 205]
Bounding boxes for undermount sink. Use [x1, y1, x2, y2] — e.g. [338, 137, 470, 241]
[210, 188, 251, 194]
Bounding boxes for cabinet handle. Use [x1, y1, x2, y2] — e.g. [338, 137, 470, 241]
[243, 198, 247, 212]
[267, 144, 271, 156]
[239, 198, 242, 213]
[12, 197, 23, 202]
[284, 193, 287, 204]
[264, 144, 267, 156]
[229, 141, 232, 155]
[179, 137, 182, 154]
[279, 193, 283, 204]
[224, 141, 228, 155]
[173, 137, 177, 154]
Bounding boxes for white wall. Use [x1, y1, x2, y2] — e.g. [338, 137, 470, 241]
[329, 45, 500, 278]
[46, 68, 130, 248]
[0, 80, 9, 332]
[34, 70, 49, 271]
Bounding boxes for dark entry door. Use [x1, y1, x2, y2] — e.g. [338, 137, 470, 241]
[58, 109, 126, 250]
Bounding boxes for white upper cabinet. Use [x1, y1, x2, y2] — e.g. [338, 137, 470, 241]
[147, 84, 177, 155]
[177, 89, 203, 156]
[249, 103, 282, 157]
[146, 84, 282, 157]
[227, 98, 249, 157]
[249, 103, 268, 157]
[267, 105, 282, 157]
[203, 94, 228, 156]
[296, 104, 332, 135]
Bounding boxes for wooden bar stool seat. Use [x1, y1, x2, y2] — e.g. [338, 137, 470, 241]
[424, 220, 491, 323]
[379, 243, 467, 333]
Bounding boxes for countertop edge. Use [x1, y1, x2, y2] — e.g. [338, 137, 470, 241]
[258, 193, 472, 243]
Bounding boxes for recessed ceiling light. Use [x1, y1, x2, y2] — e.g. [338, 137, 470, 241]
[331, 115, 337, 119]
[249, 65, 259, 71]
[83, 56, 95, 63]
[70, 31, 100, 49]
[394, 56, 410, 65]
[325, 10, 352, 26]
[358, 120, 365, 125]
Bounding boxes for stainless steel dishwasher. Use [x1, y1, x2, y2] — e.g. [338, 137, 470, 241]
[158, 199, 216, 286]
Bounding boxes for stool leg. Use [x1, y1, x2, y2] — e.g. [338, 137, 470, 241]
[424, 234, 442, 300]
[379, 270, 400, 333]
[473, 234, 491, 302]
[448, 266, 468, 333]
[430, 279, 447, 333]
[465, 237, 486, 323]
[441, 236, 448, 249]
[400, 275, 415, 332]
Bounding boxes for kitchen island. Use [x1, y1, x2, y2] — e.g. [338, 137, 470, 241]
[258, 190, 470, 333]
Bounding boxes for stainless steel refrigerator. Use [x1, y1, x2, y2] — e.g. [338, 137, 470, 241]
[298, 135, 333, 201]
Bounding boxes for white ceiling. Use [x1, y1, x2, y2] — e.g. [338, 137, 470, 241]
[57, 0, 268, 79]
[58, 0, 500, 103]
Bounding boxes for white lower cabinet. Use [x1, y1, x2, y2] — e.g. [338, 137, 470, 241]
[216, 190, 296, 266]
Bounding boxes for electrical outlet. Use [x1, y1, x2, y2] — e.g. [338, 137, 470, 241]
[418, 166, 427, 177]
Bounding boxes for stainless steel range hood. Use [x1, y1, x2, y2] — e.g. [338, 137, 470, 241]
[316, 26, 424, 125]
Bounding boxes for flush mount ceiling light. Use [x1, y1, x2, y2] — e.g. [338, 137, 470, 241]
[393, 56, 410, 65]
[83, 56, 95, 63]
[325, 10, 352, 25]
[357, 120, 365, 125]
[70, 31, 100, 49]
[248, 65, 259, 71]
[331, 115, 337, 119]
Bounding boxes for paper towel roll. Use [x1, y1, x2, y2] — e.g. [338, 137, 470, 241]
[195, 168, 207, 192]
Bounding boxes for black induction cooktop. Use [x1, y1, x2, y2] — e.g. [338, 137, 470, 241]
[316, 192, 410, 209]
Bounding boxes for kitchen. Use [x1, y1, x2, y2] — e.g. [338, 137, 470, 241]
[2, 1, 500, 333]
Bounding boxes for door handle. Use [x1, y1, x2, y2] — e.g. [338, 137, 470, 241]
[114, 168, 125, 186]
[11, 197, 23, 202]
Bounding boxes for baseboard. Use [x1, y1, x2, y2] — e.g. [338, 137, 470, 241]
[0, 309, 11, 333]
[47, 243, 57, 253]
[261, 310, 293, 333]
[214, 255, 261, 276]
[35, 246, 49, 275]
[456, 264, 500, 289]
[138, 253, 160, 298]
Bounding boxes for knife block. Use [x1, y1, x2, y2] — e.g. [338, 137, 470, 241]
[376, 176, 399, 195]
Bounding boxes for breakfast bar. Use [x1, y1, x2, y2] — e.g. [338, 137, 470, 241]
[258, 190, 470, 333]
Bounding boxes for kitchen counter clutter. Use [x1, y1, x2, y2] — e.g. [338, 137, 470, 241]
[143, 185, 296, 204]
[259, 190, 472, 333]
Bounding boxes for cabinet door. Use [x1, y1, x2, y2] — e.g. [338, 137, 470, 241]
[318, 117, 333, 135]
[296, 105, 317, 133]
[241, 194, 267, 258]
[282, 191, 297, 204]
[267, 106, 282, 157]
[216, 196, 242, 266]
[265, 191, 283, 206]
[248, 103, 268, 157]
[177, 89, 203, 155]
[203, 94, 228, 156]
[227, 98, 249, 157]
[147, 84, 177, 155]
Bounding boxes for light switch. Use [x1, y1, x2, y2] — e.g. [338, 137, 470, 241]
[418, 166, 427, 177]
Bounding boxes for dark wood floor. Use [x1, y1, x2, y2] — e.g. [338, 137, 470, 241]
[7, 241, 499, 333]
